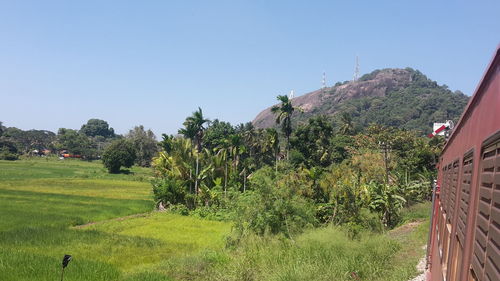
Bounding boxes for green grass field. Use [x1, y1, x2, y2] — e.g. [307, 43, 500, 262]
[0, 158, 429, 281]
[0, 159, 230, 281]
[151, 209, 430, 281]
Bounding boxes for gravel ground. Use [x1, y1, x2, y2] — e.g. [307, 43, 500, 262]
[408, 246, 427, 281]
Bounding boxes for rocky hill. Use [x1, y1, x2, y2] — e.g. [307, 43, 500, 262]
[252, 68, 469, 135]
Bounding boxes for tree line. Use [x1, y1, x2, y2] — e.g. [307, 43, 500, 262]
[152, 96, 444, 238]
[1, 96, 443, 237]
[0, 119, 158, 172]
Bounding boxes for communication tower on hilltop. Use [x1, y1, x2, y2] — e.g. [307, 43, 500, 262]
[322, 72, 326, 89]
[353, 56, 360, 81]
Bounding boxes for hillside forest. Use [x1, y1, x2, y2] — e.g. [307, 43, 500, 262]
[253, 68, 469, 135]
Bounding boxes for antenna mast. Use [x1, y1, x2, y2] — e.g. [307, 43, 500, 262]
[353, 56, 360, 81]
[322, 72, 327, 93]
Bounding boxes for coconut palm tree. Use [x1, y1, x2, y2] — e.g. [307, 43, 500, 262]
[228, 134, 244, 170]
[263, 128, 279, 171]
[339, 112, 355, 135]
[271, 95, 296, 160]
[215, 145, 230, 195]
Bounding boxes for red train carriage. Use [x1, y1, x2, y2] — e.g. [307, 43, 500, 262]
[427, 44, 500, 281]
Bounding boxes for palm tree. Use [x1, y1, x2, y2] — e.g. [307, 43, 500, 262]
[178, 123, 197, 143]
[152, 137, 196, 193]
[179, 107, 209, 153]
[228, 134, 244, 170]
[339, 112, 355, 135]
[263, 128, 279, 171]
[179, 107, 209, 195]
[215, 145, 229, 195]
[271, 95, 296, 160]
[242, 127, 257, 158]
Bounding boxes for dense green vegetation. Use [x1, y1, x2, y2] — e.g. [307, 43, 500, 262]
[157, 209, 430, 281]
[0, 158, 430, 281]
[153, 105, 440, 236]
[0, 83, 447, 280]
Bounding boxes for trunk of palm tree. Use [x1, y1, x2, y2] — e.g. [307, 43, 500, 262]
[194, 136, 202, 199]
[195, 154, 199, 194]
[276, 156, 279, 173]
[243, 168, 246, 192]
[224, 162, 228, 197]
[286, 135, 290, 160]
[275, 148, 278, 173]
[189, 169, 193, 194]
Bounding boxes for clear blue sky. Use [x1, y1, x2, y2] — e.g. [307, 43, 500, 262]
[1, 1, 498, 136]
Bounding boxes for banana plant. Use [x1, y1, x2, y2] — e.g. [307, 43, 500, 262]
[368, 182, 406, 227]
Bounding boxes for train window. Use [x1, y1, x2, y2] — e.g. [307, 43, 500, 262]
[470, 268, 479, 281]
[458, 151, 474, 245]
[442, 165, 448, 215]
[439, 212, 445, 253]
[442, 163, 453, 216]
[448, 237, 462, 281]
[445, 163, 453, 217]
[442, 222, 452, 277]
[449, 160, 460, 223]
[472, 131, 500, 281]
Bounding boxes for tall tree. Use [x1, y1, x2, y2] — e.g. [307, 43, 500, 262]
[178, 108, 209, 153]
[215, 144, 230, 193]
[291, 115, 334, 167]
[56, 128, 96, 158]
[264, 128, 279, 170]
[126, 125, 159, 167]
[228, 134, 244, 171]
[80, 119, 115, 138]
[3, 128, 56, 154]
[159, 134, 175, 153]
[339, 112, 355, 135]
[203, 119, 235, 150]
[178, 107, 209, 194]
[271, 95, 297, 160]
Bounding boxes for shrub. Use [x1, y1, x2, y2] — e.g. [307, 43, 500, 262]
[191, 205, 234, 221]
[168, 204, 190, 216]
[368, 182, 406, 228]
[233, 166, 317, 238]
[152, 178, 188, 207]
[0, 140, 19, 160]
[0, 150, 18, 160]
[102, 139, 136, 173]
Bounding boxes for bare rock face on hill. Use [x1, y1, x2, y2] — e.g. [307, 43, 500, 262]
[253, 69, 412, 128]
[252, 68, 469, 135]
